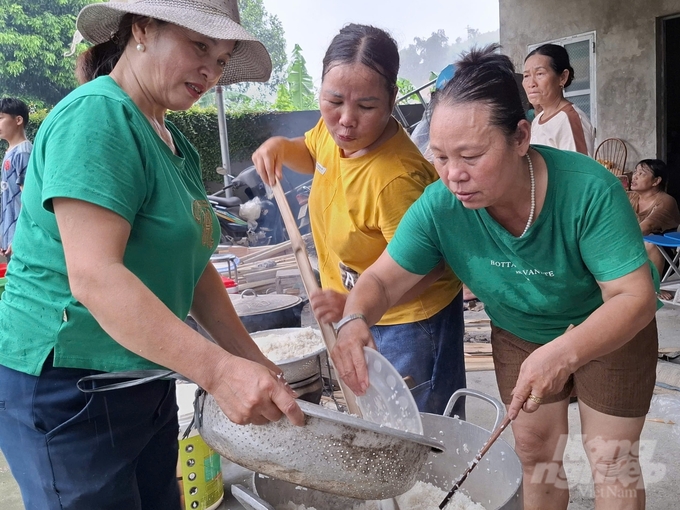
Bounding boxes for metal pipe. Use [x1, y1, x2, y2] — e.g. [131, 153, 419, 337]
[215, 86, 233, 197]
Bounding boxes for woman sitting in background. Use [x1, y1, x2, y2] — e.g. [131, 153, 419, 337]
[628, 159, 680, 286]
[523, 44, 595, 156]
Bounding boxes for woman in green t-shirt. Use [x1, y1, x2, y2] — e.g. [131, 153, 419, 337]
[0, 1, 303, 509]
[334, 45, 658, 510]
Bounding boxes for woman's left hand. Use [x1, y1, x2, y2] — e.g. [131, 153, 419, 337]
[507, 340, 574, 420]
[310, 289, 347, 324]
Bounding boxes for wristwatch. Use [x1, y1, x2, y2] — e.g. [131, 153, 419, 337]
[334, 313, 368, 333]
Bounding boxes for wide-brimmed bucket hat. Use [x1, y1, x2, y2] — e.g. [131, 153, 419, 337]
[76, 0, 272, 85]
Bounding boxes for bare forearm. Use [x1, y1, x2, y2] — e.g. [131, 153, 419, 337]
[190, 265, 278, 371]
[343, 272, 393, 326]
[394, 260, 448, 306]
[638, 219, 654, 236]
[343, 251, 427, 323]
[274, 136, 315, 175]
[506, 265, 658, 419]
[72, 264, 233, 393]
[551, 282, 656, 371]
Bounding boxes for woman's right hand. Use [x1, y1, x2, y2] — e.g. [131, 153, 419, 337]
[207, 353, 305, 426]
[252, 136, 287, 186]
[332, 319, 377, 396]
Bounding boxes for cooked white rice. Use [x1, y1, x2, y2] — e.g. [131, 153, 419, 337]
[278, 481, 486, 510]
[252, 327, 323, 362]
[395, 481, 486, 510]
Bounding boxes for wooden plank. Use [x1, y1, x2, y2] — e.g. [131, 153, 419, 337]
[240, 264, 298, 282]
[464, 341, 494, 371]
[465, 326, 491, 333]
[464, 343, 492, 355]
[240, 241, 293, 263]
[464, 358, 495, 372]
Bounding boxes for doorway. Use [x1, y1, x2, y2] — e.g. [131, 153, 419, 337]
[659, 15, 680, 202]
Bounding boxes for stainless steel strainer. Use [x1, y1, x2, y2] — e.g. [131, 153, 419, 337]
[195, 391, 444, 500]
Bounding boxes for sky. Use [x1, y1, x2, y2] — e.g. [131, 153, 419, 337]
[261, 0, 500, 86]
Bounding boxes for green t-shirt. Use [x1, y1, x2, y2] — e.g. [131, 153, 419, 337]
[388, 145, 649, 344]
[0, 76, 219, 375]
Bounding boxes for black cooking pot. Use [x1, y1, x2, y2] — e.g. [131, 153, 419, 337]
[229, 291, 308, 333]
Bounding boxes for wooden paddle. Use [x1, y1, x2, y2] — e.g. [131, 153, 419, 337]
[270, 181, 362, 417]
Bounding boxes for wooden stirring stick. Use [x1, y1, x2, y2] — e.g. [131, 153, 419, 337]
[439, 324, 575, 508]
[270, 181, 362, 417]
[438, 414, 511, 508]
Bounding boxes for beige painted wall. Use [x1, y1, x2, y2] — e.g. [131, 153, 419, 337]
[500, 0, 680, 169]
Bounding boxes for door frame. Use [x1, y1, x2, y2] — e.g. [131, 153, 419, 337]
[657, 13, 680, 161]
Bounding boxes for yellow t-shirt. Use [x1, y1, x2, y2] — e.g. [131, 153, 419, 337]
[305, 118, 461, 325]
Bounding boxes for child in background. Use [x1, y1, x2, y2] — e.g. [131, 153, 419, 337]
[0, 98, 32, 262]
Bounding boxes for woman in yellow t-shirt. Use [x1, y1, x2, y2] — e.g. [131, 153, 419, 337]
[253, 24, 464, 415]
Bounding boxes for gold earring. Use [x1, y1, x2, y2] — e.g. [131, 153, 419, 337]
[136, 43, 146, 52]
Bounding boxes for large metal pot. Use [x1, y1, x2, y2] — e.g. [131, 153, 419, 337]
[230, 389, 523, 510]
[230, 291, 307, 333]
[195, 392, 444, 501]
[417, 389, 523, 510]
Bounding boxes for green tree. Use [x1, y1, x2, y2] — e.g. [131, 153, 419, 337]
[399, 28, 499, 90]
[285, 44, 315, 110]
[273, 83, 294, 111]
[236, 0, 287, 93]
[0, 0, 90, 106]
[396, 77, 416, 103]
[399, 29, 450, 89]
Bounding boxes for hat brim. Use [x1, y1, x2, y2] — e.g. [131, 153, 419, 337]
[76, 2, 272, 85]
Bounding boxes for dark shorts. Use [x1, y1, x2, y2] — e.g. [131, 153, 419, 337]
[491, 319, 658, 418]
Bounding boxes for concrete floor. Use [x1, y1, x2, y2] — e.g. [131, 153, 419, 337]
[2, 305, 680, 509]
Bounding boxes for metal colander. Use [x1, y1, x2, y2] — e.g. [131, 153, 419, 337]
[195, 392, 444, 500]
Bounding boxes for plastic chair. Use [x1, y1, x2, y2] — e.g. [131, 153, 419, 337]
[595, 138, 627, 176]
[644, 233, 680, 305]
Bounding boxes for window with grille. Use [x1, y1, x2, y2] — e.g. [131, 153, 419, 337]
[528, 32, 596, 128]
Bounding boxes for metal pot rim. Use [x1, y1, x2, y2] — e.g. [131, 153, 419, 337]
[297, 399, 445, 453]
[230, 291, 304, 316]
[251, 327, 326, 365]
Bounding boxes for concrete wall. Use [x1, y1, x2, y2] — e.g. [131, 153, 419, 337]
[500, 0, 680, 169]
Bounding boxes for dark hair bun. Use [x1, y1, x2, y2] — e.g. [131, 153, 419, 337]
[456, 43, 515, 76]
[431, 44, 526, 138]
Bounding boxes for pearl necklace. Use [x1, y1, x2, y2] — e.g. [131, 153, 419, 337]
[519, 153, 535, 238]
